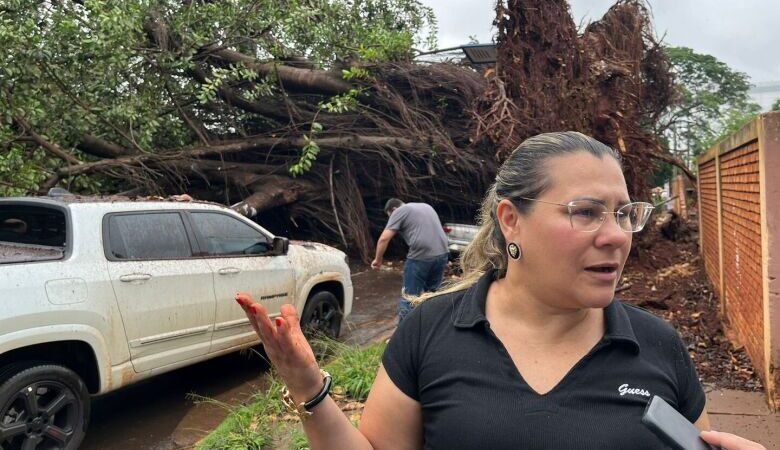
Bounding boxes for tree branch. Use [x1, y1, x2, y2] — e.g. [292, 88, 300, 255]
[58, 135, 421, 177]
[165, 83, 210, 145]
[190, 66, 299, 123]
[329, 155, 348, 248]
[76, 134, 135, 159]
[38, 60, 146, 153]
[649, 149, 696, 182]
[230, 175, 316, 217]
[14, 116, 82, 165]
[37, 175, 61, 195]
[201, 46, 351, 95]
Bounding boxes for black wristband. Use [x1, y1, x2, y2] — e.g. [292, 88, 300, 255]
[303, 372, 333, 411]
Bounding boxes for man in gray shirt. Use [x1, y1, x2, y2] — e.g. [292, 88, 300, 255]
[371, 198, 449, 322]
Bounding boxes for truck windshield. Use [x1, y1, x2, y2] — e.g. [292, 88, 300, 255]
[0, 205, 67, 248]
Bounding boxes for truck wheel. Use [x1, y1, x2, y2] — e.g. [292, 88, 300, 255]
[0, 364, 90, 450]
[300, 291, 342, 338]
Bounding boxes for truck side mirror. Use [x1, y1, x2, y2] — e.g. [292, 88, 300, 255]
[272, 236, 289, 255]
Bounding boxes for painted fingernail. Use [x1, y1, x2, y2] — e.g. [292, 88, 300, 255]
[275, 317, 284, 328]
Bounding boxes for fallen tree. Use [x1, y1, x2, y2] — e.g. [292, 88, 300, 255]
[477, 0, 689, 197]
[1, 0, 687, 261]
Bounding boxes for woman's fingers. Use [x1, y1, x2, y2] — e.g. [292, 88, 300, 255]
[275, 305, 311, 355]
[236, 296, 263, 337]
[236, 293, 277, 344]
[234, 296, 322, 400]
[281, 303, 304, 333]
[235, 292, 253, 305]
[235, 294, 310, 362]
[250, 303, 279, 342]
[700, 430, 766, 450]
[274, 316, 288, 339]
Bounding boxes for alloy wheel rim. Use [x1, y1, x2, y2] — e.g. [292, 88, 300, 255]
[1, 380, 78, 449]
[311, 302, 338, 334]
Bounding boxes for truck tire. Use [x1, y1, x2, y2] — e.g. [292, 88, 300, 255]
[0, 364, 90, 450]
[300, 291, 343, 338]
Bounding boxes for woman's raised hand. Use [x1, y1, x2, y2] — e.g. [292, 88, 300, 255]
[235, 293, 326, 403]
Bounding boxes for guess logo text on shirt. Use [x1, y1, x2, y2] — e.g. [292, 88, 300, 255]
[618, 383, 651, 397]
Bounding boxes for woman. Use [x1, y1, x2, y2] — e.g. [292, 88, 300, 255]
[236, 132, 765, 450]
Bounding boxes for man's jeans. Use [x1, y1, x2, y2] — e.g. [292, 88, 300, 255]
[399, 253, 449, 323]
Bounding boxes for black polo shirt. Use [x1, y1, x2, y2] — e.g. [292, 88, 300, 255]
[383, 269, 706, 450]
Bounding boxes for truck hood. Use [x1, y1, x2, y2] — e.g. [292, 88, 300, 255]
[286, 241, 350, 289]
[290, 241, 346, 261]
[289, 240, 345, 257]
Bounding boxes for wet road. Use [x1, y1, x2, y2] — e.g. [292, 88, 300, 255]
[80, 267, 402, 450]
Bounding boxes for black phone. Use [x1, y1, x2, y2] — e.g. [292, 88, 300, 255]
[641, 395, 719, 450]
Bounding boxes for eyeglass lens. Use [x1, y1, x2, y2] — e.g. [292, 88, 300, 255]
[567, 201, 653, 232]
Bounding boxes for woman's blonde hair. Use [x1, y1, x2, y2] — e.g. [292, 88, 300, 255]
[412, 131, 621, 303]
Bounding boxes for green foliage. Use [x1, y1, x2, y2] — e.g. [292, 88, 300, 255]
[289, 86, 366, 177]
[289, 429, 311, 450]
[289, 122, 323, 177]
[651, 161, 673, 188]
[0, 145, 49, 197]
[320, 89, 363, 114]
[324, 341, 385, 401]
[0, 0, 437, 194]
[664, 46, 761, 158]
[707, 107, 760, 146]
[196, 380, 285, 450]
[356, 29, 416, 62]
[341, 67, 370, 81]
[771, 98, 780, 112]
[197, 64, 262, 104]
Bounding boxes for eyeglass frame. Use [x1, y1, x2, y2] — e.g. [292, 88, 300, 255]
[512, 196, 655, 233]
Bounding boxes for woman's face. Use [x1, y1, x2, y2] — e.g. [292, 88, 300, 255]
[510, 151, 632, 310]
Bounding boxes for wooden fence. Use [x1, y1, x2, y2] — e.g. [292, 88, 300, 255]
[696, 111, 780, 409]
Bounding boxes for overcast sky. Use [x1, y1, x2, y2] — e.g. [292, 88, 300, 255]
[421, 0, 780, 83]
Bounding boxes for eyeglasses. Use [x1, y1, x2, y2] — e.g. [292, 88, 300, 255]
[516, 197, 655, 233]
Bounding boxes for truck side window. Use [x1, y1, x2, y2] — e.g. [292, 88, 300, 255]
[190, 212, 270, 256]
[0, 206, 66, 247]
[108, 213, 192, 260]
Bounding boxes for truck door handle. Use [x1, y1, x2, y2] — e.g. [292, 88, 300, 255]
[119, 274, 152, 283]
[218, 267, 240, 275]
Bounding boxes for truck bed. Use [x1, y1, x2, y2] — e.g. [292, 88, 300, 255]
[0, 242, 64, 264]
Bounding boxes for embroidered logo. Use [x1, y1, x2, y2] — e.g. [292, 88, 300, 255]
[618, 383, 651, 397]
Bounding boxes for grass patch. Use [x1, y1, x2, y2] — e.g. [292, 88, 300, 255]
[196, 338, 385, 450]
[324, 340, 385, 401]
[289, 428, 310, 450]
[196, 380, 285, 450]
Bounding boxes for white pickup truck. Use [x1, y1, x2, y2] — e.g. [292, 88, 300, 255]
[0, 194, 352, 450]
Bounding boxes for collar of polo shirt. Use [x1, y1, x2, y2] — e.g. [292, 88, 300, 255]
[452, 269, 641, 354]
